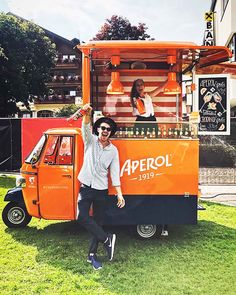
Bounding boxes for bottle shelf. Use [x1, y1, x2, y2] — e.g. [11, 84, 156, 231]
[113, 122, 198, 139]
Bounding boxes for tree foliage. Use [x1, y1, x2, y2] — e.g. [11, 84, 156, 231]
[55, 104, 80, 117]
[92, 15, 151, 40]
[0, 13, 56, 116]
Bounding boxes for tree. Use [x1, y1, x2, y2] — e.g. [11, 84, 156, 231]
[92, 15, 151, 40]
[55, 104, 80, 117]
[0, 13, 56, 117]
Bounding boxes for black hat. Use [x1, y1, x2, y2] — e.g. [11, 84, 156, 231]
[93, 117, 117, 137]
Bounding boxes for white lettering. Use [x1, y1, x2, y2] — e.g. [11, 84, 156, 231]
[132, 160, 139, 173]
[166, 155, 172, 167]
[120, 155, 173, 177]
[120, 159, 131, 176]
[155, 156, 165, 167]
[140, 159, 146, 171]
[147, 158, 157, 170]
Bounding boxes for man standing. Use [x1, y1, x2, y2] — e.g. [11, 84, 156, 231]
[77, 104, 125, 270]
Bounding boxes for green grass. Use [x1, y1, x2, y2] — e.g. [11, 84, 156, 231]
[0, 176, 236, 295]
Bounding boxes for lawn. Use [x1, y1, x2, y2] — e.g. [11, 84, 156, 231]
[0, 176, 236, 295]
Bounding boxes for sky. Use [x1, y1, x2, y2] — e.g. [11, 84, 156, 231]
[0, 0, 212, 44]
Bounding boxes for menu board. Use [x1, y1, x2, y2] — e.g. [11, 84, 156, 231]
[196, 75, 230, 135]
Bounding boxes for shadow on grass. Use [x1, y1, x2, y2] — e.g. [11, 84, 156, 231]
[5, 219, 236, 265]
[4, 219, 236, 294]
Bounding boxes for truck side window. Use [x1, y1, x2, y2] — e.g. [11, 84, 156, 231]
[44, 136, 59, 164]
[56, 136, 73, 165]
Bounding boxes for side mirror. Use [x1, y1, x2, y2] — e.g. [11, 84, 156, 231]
[30, 153, 37, 168]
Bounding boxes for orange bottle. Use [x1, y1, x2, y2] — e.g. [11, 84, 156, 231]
[136, 98, 146, 115]
[67, 108, 86, 124]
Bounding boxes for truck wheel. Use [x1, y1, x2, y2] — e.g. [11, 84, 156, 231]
[136, 224, 157, 239]
[2, 202, 32, 228]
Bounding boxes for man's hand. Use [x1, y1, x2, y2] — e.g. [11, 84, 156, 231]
[117, 194, 125, 208]
[82, 103, 92, 115]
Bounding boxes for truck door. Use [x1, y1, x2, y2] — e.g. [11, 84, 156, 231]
[38, 135, 75, 219]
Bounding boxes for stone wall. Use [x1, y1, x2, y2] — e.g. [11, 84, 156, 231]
[199, 168, 236, 184]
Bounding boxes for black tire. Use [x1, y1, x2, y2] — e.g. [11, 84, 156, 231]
[135, 224, 158, 239]
[2, 202, 32, 228]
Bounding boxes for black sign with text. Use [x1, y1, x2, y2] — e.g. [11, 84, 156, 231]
[198, 76, 227, 133]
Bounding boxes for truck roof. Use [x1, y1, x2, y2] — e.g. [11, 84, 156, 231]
[77, 40, 232, 69]
[44, 127, 81, 135]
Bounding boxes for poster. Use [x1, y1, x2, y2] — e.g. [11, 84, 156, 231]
[195, 75, 230, 135]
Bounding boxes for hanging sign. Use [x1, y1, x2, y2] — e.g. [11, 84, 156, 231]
[195, 75, 230, 135]
[204, 12, 215, 46]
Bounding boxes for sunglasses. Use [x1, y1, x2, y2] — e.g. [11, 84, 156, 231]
[100, 126, 111, 132]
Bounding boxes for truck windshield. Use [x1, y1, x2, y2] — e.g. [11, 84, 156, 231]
[25, 135, 46, 164]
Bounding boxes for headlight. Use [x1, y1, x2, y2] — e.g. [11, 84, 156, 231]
[16, 176, 26, 188]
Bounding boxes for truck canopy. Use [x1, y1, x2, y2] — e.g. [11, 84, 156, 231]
[77, 41, 232, 72]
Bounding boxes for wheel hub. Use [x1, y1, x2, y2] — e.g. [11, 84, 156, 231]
[8, 207, 25, 224]
[137, 224, 157, 238]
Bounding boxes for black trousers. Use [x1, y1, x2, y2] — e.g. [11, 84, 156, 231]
[135, 115, 158, 137]
[77, 184, 108, 254]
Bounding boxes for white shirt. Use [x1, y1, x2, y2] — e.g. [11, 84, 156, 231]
[78, 122, 121, 190]
[132, 93, 155, 117]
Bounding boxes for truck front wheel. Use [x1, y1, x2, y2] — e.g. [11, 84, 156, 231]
[2, 202, 32, 228]
[136, 224, 157, 239]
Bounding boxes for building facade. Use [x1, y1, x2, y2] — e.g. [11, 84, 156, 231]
[210, 0, 236, 113]
[9, 13, 82, 118]
[32, 31, 82, 117]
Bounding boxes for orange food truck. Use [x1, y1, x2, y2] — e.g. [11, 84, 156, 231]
[2, 41, 231, 238]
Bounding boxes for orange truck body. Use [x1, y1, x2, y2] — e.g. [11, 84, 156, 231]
[2, 41, 231, 229]
[19, 127, 199, 225]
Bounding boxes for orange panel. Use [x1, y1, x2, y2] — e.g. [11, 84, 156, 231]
[38, 164, 74, 219]
[21, 163, 40, 218]
[109, 139, 199, 196]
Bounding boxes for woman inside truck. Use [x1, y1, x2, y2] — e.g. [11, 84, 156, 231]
[130, 79, 164, 137]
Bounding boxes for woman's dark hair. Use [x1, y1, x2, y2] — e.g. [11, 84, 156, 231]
[130, 79, 144, 108]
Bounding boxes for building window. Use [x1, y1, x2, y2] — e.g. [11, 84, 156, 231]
[62, 55, 69, 63]
[17, 112, 32, 118]
[221, 0, 229, 19]
[70, 90, 76, 96]
[69, 55, 76, 62]
[37, 110, 54, 117]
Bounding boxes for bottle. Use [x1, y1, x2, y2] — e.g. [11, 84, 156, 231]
[135, 127, 139, 138]
[67, 107, 86, 124]
[119, 128, 123, 138]
[163, 126, 167, 138]
[184, 127, 189, 137]
[190, 126, 195, 137]
[174, 129, 178, 138]
[127, 128, 132, 138]
[125, 127, 129, 138]
[141, 128, 145, 138]
[158, 126, 163, 138]
[151, 128, 156, 138]
[136, 98, 146, 115]
[146, 128, 151, 138]
[116, 127, 120, 138]
[130, 127, 134, 138]
[168, 128, 172, 138]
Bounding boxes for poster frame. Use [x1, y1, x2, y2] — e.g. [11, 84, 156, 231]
[195, 74, 230, 135]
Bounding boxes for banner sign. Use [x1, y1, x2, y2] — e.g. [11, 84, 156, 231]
[204, 11, 215, 46]
[195, 75, 230, 135]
